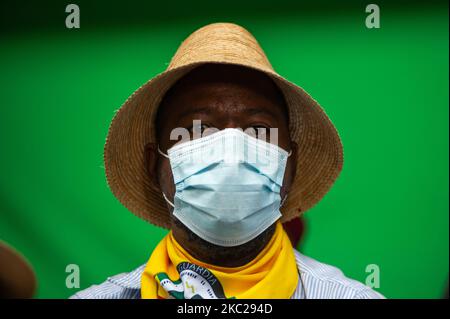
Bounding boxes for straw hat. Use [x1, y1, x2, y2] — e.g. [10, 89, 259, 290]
[104, 23, 343, 229]
[0, 241, 36, 298]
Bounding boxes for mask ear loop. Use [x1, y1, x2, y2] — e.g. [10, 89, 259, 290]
[158, 145, 169, 159]
[157, 145, 174, 208]
[280, 148, 293, 208]
[162, 192, 175, 208]
[280, 148, 293, 207]
[280, 194, 288, 208]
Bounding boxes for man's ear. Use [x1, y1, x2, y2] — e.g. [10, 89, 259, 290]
[282, 141, 298, 196]
[144, 143, 161, 191]
[290, 141, 298, 176]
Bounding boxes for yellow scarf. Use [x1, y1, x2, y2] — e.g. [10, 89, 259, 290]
[141, 222, 298, 299]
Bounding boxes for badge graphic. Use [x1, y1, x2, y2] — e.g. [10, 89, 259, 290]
[156, 262, 232, 299]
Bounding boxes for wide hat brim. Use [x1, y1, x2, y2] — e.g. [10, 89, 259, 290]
[0, 241, 36, 298]
[104, 23, 343, 229]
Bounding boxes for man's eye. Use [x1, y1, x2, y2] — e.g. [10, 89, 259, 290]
[247, 125, 270, 139]
[189, 124, 210, 135]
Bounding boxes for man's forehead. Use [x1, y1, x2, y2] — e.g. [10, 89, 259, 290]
[155, 64, 290, 135]
[175, 104, 283, 121]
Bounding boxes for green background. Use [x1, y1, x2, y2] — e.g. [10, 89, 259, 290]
[0, 0, 448, 298]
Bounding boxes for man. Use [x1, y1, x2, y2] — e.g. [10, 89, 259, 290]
[72, 23, 384, 299]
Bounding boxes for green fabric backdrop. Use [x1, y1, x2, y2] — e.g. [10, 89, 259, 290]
[0, 0, 448, 298]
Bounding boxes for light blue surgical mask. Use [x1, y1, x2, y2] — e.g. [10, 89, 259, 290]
[159, 128, 291, 247]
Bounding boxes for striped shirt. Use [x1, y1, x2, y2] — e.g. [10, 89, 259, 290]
[70, 250, 385, 299]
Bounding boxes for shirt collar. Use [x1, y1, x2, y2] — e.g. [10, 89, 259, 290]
[107, 264, 145, 290]
[106, 249, 301, 291]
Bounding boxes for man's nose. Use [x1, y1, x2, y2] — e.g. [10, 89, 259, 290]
[222, 118, 245, 130]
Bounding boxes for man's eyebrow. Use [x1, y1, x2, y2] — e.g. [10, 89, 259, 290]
[176, 105, 284, 121]
[242, 107, 283, 120]
[177, 106, 213, 119]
